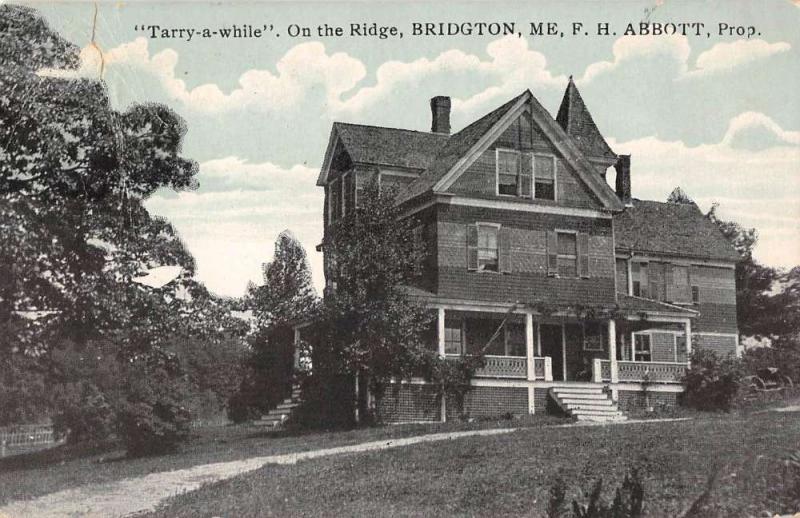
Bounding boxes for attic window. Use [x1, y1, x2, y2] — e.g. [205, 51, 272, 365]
[533, 155, 556, 201]
[497, 149, 519, 196]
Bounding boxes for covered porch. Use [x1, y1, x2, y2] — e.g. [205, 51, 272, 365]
[433, 294, 697, 386]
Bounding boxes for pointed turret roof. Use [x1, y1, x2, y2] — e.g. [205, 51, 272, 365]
[556, 77, 617, 161]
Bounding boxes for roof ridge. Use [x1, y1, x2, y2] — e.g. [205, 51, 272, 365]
[333, 121, 449, 137]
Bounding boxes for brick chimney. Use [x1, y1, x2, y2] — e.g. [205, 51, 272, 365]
[614, 154, 632, 205]
[430, 96, 451, 134]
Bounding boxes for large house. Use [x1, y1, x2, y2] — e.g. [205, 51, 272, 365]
[312, 80, 740, 422]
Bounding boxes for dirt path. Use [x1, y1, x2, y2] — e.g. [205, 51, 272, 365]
[0, 418, 689, 518]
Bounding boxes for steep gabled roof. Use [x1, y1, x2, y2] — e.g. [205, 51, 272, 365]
[397, 93, 525, 204]
[556, 77, 617, 162]
[317, 123, 449, 186]
[614, 199, 741, 262]
[398, 90, 624, 210]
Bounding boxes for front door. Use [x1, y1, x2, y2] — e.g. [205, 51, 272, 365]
[540, 324, 563, 382]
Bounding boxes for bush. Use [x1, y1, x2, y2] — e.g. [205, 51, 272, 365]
[115, 351, 192, 457]
[51, 381, 115, 444]
[547, 469, 644, 518]
[682, 349, 744, 412]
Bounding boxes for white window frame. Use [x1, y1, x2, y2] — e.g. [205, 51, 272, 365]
[444, 318, 465, 357]
[475, 222, 501, 273]
[632, 332, 653, 362]
[555, 229, 578, 278]
[495, 148, 521, 197]
[532, 153, 557, 201]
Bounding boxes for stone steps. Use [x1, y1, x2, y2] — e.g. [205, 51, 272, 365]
[549, 385, 627, 423]
[254, 385, 302, 428]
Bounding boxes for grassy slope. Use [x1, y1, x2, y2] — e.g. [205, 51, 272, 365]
[148, 411, 800, 518]
[0, 415, 566, 505]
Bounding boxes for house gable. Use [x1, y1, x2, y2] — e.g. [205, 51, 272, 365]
[445, 108, 603, 211]
[410, 90, 624, 212]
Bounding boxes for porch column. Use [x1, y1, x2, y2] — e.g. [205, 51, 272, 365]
[525, 313, 536, 415]
[293, 327, 301, 370]
[437, 308, 446, 358]
[437, 307, 447, 422]
[626, 259, 634, 295]
[608, 319, 618, 384]
[684, 318, 692, 365]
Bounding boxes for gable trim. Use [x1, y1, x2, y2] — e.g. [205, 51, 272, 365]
[317, 126, 342, 187]
[400, 194, 612, 220]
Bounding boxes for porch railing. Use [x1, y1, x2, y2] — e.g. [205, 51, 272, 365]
[474, 355, 527, 379]
[594, 359, 687, 383]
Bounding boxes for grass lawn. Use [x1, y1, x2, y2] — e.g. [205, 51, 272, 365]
[0, 414, 567, 505]
[147, 411, 800, 518]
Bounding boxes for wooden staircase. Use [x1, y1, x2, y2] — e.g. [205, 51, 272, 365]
[255, 384, 302, 428]
[549, 384, 627, 423]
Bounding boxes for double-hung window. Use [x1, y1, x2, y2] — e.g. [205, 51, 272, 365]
[444, 319, 463, 356]
[631, 262, 648, 297]
[477, 224, 499, 272]
[497, 150, 519, 196]
[533, 155, 556, 200]
[633, 334, 652, 362]
[556, 231, 578, 277]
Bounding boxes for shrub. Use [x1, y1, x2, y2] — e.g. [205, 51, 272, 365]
[548, 469, 645, 518]
[115, 351, 192, 457]
[682, 349, 744, 411]
[51, 381, 115, 444]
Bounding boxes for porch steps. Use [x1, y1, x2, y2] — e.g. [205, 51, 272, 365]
[254, 385, 303, 428]
[549, 385, 627, 423]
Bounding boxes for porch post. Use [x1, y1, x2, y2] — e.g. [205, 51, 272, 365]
[626, 259, 633, 295]
[437, 307, 447, 422]
[684, 318, 692, 366]
[525, 313, 535, 414]
[293, 326, 301, 370]
[437, 308, 446, 358]
[608, 319, 618, 384]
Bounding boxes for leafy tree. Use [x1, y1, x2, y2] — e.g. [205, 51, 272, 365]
[0, 5, 247, 449]
[666, 187, 696, 205]
[230, 232, 318, 419]
[307, 182, 477, 424]
[705, 203, 780, 339]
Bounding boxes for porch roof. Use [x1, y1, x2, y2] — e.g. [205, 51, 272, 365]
[615, 293, 698, 318]
[400, 286, 697, 320]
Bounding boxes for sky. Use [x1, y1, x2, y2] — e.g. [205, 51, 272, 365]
[27, 0, 800, 297]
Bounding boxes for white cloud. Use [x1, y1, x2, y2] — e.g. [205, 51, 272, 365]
[577, 36, 790, 84]
[720, 111, 800, 147]
[608, 112, 800, 269]
[337, 36, 567, 119]
[41, 38, 366, 114]
[144, 158, 324, 297]
[688, 39, 791, 77]
[579, 35, 691, 84]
